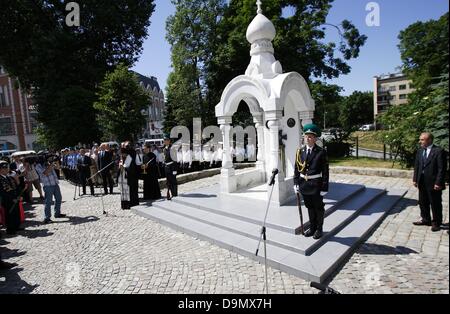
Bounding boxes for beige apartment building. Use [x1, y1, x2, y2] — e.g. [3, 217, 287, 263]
[373, 73, 415, 124]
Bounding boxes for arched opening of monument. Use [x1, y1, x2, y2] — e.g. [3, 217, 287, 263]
[232, 100, 257, 164]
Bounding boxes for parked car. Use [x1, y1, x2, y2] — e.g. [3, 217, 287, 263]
[359, 124, 375, 132]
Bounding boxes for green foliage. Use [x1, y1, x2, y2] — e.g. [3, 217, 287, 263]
[94, 64, 150, 142]
[398, 12, 449, 95]
[309, 82, 343, 129]
[0, 0, 155, 148]
[165, 0, 367, 133]
[378, 13, 449, 167]
[164, 0, 225, 134]
[338, 91, 374, 133]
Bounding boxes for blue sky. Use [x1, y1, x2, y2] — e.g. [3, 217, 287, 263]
[132, 0, 449, 96]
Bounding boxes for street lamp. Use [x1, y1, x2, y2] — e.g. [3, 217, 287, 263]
[324, 111, 327, 130]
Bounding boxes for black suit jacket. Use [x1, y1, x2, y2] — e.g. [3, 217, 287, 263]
[414, 145, 447, 191]
[97, 151, 114, 172]
[294, 145, 330, 195]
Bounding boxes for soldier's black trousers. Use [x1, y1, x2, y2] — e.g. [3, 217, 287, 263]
[303, 193, 325, 232]
[165, 166, 178, 197]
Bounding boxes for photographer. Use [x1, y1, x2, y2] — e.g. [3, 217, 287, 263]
[24, 156, 44, 202]
[35, 154, 65, 224]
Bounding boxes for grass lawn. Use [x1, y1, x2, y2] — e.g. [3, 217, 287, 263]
[351, 131, 385, 151]
[330, 157, 412, 170]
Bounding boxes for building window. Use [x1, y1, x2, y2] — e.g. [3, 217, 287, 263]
[409, 83, 415, 89]
[0, 117, 14, 136]
[29, 112, 39, 131]
[399, 94, 407, 100]
[389, 86, 397, 92]
[389, 95, 396, 100]
[0, 86, 8, 107]
[399, 84, 407, 90]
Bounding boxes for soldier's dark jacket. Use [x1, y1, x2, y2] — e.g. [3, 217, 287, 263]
[294, 145, 330, 195]
[0, 174, 19, 209]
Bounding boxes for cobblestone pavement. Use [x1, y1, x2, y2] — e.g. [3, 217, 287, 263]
[0, 172, 448, 294]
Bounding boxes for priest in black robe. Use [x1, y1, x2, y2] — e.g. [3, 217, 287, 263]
[142, 143, 162, 201]
[118, 142, 140, 210]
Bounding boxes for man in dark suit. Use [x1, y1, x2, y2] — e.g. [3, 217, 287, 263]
[294, 124, 330, 240]
[77, 148, 94, 196]
[98, 144, 114, 195]
[163, 136, 178, 200]
[413, 132, 447, 232]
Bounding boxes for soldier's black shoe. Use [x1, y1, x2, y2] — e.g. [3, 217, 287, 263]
[54, 214, 67, 218]
[304, 229, 316, 238]
[313, 230, 323, 240]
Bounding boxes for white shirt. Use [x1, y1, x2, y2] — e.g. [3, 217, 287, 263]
[424, 144, 434, 159]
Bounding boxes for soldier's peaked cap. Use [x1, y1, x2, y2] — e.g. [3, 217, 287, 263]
[303, 124, 321, 137]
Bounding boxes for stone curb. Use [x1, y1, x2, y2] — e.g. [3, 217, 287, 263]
[330, 166, 413, 178]
[140, 163, 256, 190]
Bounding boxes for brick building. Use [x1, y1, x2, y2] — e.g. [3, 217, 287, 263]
[0, 65, 38, 153]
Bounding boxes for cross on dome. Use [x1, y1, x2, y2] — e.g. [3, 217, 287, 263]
[256, 0, 263, 14]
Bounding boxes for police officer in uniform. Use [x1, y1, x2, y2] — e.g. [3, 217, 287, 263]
[294, 124, 329, 240]
[163, 136, 178, 200]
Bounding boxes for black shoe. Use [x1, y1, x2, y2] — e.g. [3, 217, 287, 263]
[441, 223, 449, 230]
[313, 230, 323, 240]
[43, 218, 52, 224]
[413, 220, 432, 226]
[0, 261, 18, 270]
[54, 214, 67, 218]
[431, 224, 441, 232]
[304, 229, 316, 238]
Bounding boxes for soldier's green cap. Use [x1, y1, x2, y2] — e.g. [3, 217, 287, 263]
[303, 124, 321, 137]
[0, 161, 9, 169]
[163, 134, 171, 140]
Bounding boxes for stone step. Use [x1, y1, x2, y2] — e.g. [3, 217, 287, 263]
[133, 189, 406, 283]
[171, 183, 364, 234]
[277, 189, 407, 282]
[151, 187, 386, 256]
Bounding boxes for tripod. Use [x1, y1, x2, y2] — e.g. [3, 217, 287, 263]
[255, 169, 279, 294]
[73, 158, 118, 216]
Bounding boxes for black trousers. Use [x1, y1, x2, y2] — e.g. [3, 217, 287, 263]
[3, 199, 21, 234]
[302, 193, 325, 232]
[79, 171, 94, 195]
[165, 166, 178, 197]
[101, 170, 114, 194]
[419, 178, 443, 225]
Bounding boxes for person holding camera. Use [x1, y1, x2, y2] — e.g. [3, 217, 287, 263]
[294, 124, 330, 240]
[35, 155, 65, 224]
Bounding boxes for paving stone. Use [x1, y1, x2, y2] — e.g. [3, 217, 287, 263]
[0, 172, 447, 294]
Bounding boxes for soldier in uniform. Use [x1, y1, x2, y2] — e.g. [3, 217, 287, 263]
[163, 136, 178, 200]
[294, 124, 329, 240]
[0, 161, 22, 235]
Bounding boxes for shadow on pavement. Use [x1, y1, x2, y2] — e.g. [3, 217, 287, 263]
[0, 268, 39, 294]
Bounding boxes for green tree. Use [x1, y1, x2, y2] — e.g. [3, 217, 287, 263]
[309, 82, 343, 129]
[378, 13, 449, 167]
[207, 0, 367, 108]
[94, 64, 150, 142]
[0, 0, 155, 148]
[398, 12, 449, 95]
[164, 0, 226, 134]
[339, 91, 374, 132]
[164, 0, 367, 133]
